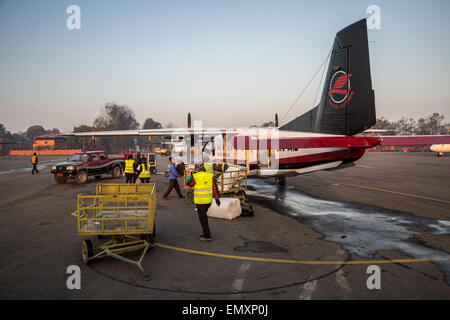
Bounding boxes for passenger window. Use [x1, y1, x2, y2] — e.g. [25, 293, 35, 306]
[100, 154, 107, 160]
[91, 155, 99, 162]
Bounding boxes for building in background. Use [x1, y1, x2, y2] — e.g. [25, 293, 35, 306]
[32, 133, 67, 150]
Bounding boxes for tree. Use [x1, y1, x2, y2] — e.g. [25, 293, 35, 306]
[0, 124, 11, 138]
[414, 113, 446, 135]
[427, 113, 445, 135]
[140, 118, 163, 148]
[11, 132, 31, 149]
[142, 118, 163, 130]
[47, 128, 60, 134]
[261, 121, 275, 127]
[373, 117, 394, 130]
[26, 125, 46, 142]
[89, 103, 140, 153]
[93, 102, 139, 130]
[393, 117, 416, 135]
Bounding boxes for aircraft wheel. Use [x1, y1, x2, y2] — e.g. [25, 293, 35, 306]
[276, 176, 286, 186]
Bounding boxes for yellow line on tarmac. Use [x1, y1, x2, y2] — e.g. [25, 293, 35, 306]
[155, 243, 450, 265]
[320, 179, 450, 205]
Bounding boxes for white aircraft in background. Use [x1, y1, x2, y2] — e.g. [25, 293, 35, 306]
[430, 144, 450, 156]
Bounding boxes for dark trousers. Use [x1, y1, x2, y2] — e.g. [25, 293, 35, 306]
[196, 203, 211, 238]
[140, 177, 150, 183]
[31, 164, 39, 174]
[163, 179, 183, 198]
[125, 173, 134, 183]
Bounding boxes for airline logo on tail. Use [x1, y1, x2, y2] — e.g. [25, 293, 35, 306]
[328, 71, 354, 109]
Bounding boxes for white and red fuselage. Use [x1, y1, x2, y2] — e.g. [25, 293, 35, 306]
[223, 129, 381, 178]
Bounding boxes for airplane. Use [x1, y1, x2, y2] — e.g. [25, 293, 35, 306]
[63, 19, 450, 186]
[430, 144, 450, 156]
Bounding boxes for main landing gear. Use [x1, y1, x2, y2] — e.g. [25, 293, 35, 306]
[275, 176, 286, 186]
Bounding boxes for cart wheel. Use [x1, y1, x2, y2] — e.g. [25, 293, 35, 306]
[186, 190, 194, 203]
[236, 190, 247, 202]
[141, 225, 156, 246]
[82, 239, 93, 265]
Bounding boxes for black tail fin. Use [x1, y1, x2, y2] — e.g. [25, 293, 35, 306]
[280, 19, 375, 135]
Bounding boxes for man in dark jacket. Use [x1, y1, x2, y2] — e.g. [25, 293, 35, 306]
[132, 153, 142, 183]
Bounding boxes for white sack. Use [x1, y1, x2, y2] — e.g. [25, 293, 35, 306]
[207, 198, 241, 220]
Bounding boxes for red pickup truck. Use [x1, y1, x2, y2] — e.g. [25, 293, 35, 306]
[50, 151, 125, 184]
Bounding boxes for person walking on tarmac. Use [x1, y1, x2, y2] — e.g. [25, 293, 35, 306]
[185, 165, 220, 242]
[138, 157, 151, 183]
[124, 155, 136, 184]
[132, 153, 143, 183]
[162, 157, 184, 199]
[31, 152, 39, 174]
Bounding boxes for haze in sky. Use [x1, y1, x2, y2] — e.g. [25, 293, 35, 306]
[0, 0, 449, 133]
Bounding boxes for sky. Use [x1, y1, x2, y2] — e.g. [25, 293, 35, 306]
[0, 0, 449, 133]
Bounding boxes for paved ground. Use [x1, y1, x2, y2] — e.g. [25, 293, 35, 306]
[0, 152, 449, 299]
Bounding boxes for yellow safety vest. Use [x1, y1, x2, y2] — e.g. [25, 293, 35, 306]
[139, 163, 151, 178]
[193, 171, 213, 204]
[204, 162, 214, 175]
[124, 159, 135, 174]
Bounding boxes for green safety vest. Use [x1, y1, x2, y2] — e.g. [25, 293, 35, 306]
[139, 163, 151, 178]
[124, 159, 135, 174]
[193, 171, 213, 204]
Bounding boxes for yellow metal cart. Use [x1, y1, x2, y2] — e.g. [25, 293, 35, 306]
[71, 183, 156, 280]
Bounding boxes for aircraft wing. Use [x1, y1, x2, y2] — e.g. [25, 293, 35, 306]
[62, 127, 239, 137]
[379, 135, 450, 146]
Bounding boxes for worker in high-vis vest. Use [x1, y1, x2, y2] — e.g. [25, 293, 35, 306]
[31, 152, 39, 174]
[138, 157, 151, 183]
[124, 155, 136, 184]
[186, 165, 220, 242]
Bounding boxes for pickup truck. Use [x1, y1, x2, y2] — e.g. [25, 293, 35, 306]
[50, 151, 125, 184]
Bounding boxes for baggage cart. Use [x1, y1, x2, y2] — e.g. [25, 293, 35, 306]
[71, 183, 156, 280]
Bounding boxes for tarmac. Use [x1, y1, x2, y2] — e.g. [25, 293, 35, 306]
[0, 152, 449, 299]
